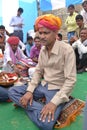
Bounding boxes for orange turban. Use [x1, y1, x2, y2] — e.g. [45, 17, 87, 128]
[35, 14, 62, 31]
[7, 36, 19, 45]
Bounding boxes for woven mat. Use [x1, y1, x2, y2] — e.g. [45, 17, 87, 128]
[54, 97, 85, 128]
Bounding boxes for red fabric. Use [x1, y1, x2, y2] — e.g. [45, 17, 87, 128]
[38, 20, 59, 31]
[7, 36, 19, 45]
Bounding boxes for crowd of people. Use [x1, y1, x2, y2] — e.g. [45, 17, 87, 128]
[0, 1, 87, 130]
[65, 1, 87, 74]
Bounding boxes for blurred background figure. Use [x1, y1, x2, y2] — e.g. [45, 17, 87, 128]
[56, 33, 62, 41]
[0, 25, 10, 54]
[71, 28, 87, 73]
[9, 7, 24, 42]
[3, 36, 27, 75]
[27, 29, 35, 39]
[81, 1, 87, 27]
[30, 36, 41, 63]
[24, 36, 34, 57]
[70, 14, 85, 44]
[65, 4, 78, 43]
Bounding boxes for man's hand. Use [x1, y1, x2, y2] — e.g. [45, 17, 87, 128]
[17, 23, 23, 28]
[32, 57, 38, 63]
[20, 91, 33, 108]
[40, 102, 57, 122]
[70, 36, 78, 45]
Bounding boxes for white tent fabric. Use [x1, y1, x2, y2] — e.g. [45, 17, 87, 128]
[2, 0, 19, 33]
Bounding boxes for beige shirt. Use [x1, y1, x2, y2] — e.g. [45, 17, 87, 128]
[27, 40, 76, 106]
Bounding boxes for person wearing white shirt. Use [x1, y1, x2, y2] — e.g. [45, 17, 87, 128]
[0, 25, 25, 53]
[3, 36, 34, 78]
[5, 38, 25, 52]
[3, 36, 27, 73]
[9, 7, 24, 42]
[72, 28, 87, 73]
[81, 1, 87, 27]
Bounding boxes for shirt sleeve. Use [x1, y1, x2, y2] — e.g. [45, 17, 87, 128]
[18, 47, 27, 59]
[77, 42, 87, 53]
[9, 17, 14, 26]
[51, 47, 76, 106]
[72, 42, 77, 49]
[19, 40, 25, 51]
[27, 50, 44, 92]
[4, 46, 12, 64]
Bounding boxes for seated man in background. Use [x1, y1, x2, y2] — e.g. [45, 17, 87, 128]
[0, 25, 10, 53]
[72, 28, 87, 73]
[24, 36, 34, 57]
[0, 25, 25, 53]
[30, 36, 41, 63]
[8, 14, 76, 130]
[3, 36, 27, 75]
[70, 14, 85, 44]
[0, 25, 10, 38]
[75, 14, 85, 38]
[7, 34, 26, 52]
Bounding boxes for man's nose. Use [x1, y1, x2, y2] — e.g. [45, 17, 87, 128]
[40, 34, 45, 39]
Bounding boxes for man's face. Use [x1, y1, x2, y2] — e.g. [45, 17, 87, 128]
[17, 11, 22, 16]
[38, 27, 57, 47]
[68, 7, 74, 15]
[34, 38, 41, 48]
[80, 29, 87, 42]
[76, 19, 83, 27]
[10, 44, 18, 52]
[28, 39, 33, 45]
[83, 3, 87, 12]
[0, 29, 5, 35]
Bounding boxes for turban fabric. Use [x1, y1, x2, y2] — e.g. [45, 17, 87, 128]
[35, 14, 62, 31]
[7, 36, 19, 45]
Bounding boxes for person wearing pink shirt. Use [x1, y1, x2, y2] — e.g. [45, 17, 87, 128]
[30, 36, 41, 63]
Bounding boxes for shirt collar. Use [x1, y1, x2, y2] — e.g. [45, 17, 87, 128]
[43, 40, 60, 55]
[51, 40, 60, 55]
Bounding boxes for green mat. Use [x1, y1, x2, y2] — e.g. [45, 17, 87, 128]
[0, 72, 87, 130]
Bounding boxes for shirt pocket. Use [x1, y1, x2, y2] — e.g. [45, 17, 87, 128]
[53, 55, 64, 71]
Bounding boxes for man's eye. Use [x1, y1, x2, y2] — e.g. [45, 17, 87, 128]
[39, 32, 50, 35]
[45, 32, 50, 34]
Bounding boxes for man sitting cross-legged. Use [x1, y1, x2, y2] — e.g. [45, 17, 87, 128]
[8, 14, 76, 130]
